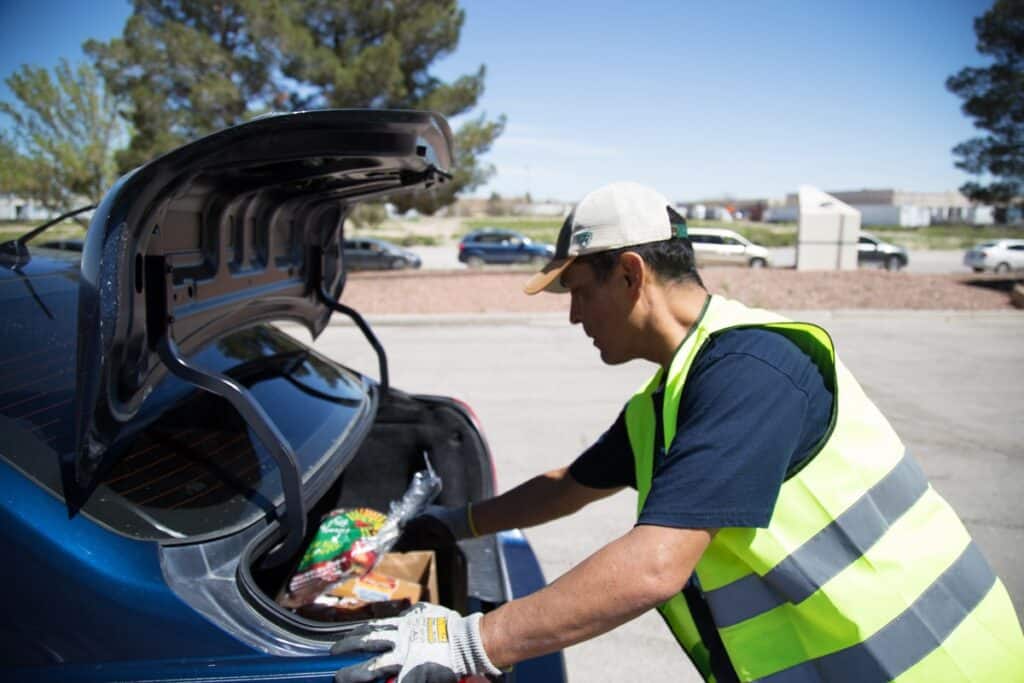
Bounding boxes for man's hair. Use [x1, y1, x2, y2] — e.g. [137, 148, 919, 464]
[579, 238, 705, 289]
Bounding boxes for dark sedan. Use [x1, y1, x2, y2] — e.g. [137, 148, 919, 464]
[343, 238, 421, 270]
[858, 232, 909, 271]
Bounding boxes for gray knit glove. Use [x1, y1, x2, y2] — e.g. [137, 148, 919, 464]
[332, 603, 502, 682]
[421, 504, 477, 541]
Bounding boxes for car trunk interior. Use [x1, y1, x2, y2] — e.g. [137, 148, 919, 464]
[244, 387, 507, 631]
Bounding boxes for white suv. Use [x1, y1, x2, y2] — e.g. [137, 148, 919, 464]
[687, 227, 771, 268]
[963, 239, 1024, 273]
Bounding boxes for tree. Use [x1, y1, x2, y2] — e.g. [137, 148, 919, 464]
[485, 190, 505, 216]
[946, 0, 1024, 209]
[85, 0, 274, 172]
[349, 202, 389, 229]
[88, 0, 504, 212]
[0, 60, 126, 216]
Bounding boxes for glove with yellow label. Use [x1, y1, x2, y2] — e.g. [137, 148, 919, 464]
[332, 602, 502, 683]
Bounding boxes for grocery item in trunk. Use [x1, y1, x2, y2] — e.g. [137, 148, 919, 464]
[285, 464, 443, 604]
[294, 550, 439, 622]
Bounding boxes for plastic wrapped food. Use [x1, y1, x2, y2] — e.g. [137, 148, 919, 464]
[285, 458, 442, 604]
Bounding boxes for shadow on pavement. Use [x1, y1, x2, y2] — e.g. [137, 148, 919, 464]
[962, 276, 1023, 293]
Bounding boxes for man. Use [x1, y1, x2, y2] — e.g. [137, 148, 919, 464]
[333, 182, 1024, 682]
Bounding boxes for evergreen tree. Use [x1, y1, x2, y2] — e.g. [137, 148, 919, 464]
[88, 0, 503, 212]
[85, 0, 274, 172]
[946, 0, 1024, 209]
[0, 60, 125, 215]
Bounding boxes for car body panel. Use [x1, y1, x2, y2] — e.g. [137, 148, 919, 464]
[0, 458, 250, 667]
[11, 653, 356, 683]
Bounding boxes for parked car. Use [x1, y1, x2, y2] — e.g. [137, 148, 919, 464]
[458, 228, 554, 267]
[687, 227, 771, 268]
[0, 110, 565, 682]
[343, 238, 421, 270]
[857, 232, 908, 270]
[963, 238, 1024, 273]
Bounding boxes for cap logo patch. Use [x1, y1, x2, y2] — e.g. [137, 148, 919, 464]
[573, 230, 593, 249]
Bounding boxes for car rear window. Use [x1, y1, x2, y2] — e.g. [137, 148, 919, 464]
[1, 306, 372, 540]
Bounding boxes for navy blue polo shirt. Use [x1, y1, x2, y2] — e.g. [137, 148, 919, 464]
[569, 328, 834, 529]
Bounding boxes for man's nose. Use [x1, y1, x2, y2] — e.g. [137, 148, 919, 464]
[569, 295, 581, 325]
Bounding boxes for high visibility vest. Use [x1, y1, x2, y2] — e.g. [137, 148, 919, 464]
[625, 295, 1024, 682]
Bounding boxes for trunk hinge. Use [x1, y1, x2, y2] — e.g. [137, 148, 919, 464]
[310, 245, 390, 393]
[145, 255, 306, 568]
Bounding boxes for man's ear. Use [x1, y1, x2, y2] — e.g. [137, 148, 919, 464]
[619, 251, 645, 293]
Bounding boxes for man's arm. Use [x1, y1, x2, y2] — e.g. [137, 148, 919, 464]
[471, 466, 621, 535]
[480, 524, 712, 668]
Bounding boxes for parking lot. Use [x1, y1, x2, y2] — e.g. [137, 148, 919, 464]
[293, 309, 1024, 682]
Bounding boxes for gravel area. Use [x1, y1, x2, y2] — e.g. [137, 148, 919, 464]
[341, 267, 1023, 314]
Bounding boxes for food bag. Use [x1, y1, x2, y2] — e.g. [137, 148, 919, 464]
[284, 461, 442, 605]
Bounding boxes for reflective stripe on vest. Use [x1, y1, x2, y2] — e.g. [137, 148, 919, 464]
[626, 295, 1024, 682]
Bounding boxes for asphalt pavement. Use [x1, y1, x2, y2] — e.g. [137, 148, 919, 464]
[295, 309, 1023, 682]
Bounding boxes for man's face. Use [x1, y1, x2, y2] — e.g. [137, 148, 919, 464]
[562, 258, 635, 365]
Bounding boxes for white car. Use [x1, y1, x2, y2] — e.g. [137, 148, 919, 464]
[963, 239, 1024, 273]
[687, 227, 771, 268]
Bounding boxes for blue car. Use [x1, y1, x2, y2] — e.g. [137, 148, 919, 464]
[0, 110, 565, 683]
[458, 229, 555, 267]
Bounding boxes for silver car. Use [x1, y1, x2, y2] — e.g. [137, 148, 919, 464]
[687, 227, 771, 268]
[963, 239, 1024, 273]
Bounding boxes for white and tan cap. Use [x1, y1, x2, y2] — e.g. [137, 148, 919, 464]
[523, 181, 686, 294]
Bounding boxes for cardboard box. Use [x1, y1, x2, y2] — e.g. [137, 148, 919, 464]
[327, 550, 438, 604]
[293, 551, 439, 623]
[376, 550, 439, 603]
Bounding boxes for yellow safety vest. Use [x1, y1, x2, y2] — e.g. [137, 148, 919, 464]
[625, 295, 1024, 682]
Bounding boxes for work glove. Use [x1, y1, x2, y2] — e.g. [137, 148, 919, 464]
[419, 504, 477, 541]
[331, 602, 502, 683]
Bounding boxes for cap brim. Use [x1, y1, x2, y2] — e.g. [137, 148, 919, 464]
[523, 256, 576, 295]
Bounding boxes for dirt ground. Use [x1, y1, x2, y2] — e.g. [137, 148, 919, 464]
[341, 267, 1023, 314]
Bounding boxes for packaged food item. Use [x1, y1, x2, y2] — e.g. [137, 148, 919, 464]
[284, 459, 443, 605]
[330, 570, 422, 603]
[290, 551, 438, 622]
[286, 507, 387, 603]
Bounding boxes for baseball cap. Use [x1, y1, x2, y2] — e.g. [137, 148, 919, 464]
[523, 181, 688, 294]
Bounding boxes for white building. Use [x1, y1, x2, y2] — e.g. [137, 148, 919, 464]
[0, 194, 57, 221]
[767, 188, 993, 227]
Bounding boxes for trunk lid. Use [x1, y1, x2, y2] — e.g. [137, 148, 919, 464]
[70, 109, 452, 516]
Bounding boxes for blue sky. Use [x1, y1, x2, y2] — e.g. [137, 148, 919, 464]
[0, 0, 996, 202]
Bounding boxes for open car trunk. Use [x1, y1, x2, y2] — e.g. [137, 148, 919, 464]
[238, 386, 511, 635]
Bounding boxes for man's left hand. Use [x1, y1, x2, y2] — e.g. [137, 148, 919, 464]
[331, 603, 502, 683]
